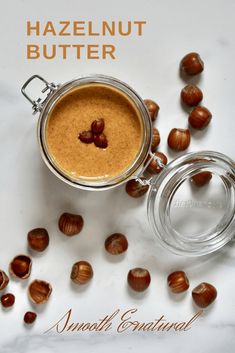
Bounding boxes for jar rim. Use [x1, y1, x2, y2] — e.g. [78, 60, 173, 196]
[37, 74, 152, 190]
[147, 151, 235, 256]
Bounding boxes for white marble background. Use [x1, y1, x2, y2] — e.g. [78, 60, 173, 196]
[0, 0, 235, 352]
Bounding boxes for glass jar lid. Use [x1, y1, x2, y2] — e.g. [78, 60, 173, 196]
[147, 151, 235, 256]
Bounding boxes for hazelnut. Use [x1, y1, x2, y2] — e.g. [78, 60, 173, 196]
[180, 52, 204, 75]
[105, 233, 128, 255]
[1, 293, 15, 308]
[94, 133, 108, 148]
[151, 128, 161, 151]
[144, 99, 160, 122]
[192, 282, 217, 308]
[9, 255, 32, 279]
[191, 171, 212, 186]
[0, 270, 9, 290]
[127, 268, 151, 292]
[181, 85, 203, 106]
[28, 279, 52, 304]
[24, 311, 37, 324]
[70, 261, 93, 285]
[125, 179, 149, 198]
[78, 130, 94, 144]
[188, 106, 212, 129]
[167, 271, 189, 293]
[27, 228, 49, 252]
[58, 212, 84, 236]
[146, 151, 168, 174]
[168, 128, 191, 151]
[91, 118, 105, 134]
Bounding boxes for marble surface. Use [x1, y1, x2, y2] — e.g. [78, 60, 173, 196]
[0, 0, 235, 352]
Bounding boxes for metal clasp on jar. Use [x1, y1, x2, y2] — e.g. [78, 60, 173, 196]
[135, 152, 167, 186]
[21, 75, 58, 114]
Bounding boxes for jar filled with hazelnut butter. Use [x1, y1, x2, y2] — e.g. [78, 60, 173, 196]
[22, 74, 235, 256]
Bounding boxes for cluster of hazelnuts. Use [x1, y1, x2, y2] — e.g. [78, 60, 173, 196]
[125, 52, 213, 198]
[78, 118, 108, 148]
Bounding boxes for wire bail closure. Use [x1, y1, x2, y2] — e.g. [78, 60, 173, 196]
[135, 151, 167, 186]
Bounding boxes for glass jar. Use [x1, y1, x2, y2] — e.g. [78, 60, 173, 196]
[22, 74, 235, 256]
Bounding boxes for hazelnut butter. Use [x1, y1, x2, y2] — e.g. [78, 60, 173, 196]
[46, 83, 143, 180]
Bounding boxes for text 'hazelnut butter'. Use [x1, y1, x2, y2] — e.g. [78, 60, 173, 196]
[46, 83, 143, 180]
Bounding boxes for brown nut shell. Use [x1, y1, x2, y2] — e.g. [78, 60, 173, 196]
[27, 228, 49, 252]
[0, 270, 9, 290]
[168, 128, 191, 151]
[144, 99, 160, 121]
[127, 268, 151, 292]
[191, 171, 212, 186]
[188, 106, 212, 129]
[125, 179, 149, 198]
[146, 151, 168, 174]
[58, 213, 84, 236]
[9, 255, 32, 279]
[28, 279, 52, 304]
[71, 261, 93, 285]
[167, 271, 189, 293]
[105, 233, 128, 255]
[181, 85, 203, 106]
[180, 52, 204, 75]
[151, 128, 161, 151]
[192, 282, 217, 308]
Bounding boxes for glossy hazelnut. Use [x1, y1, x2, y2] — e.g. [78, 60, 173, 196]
[125, 179, 149, 198]
[28, 279, 52, 304]
[180, 52, 204, 75]
[27, 228, 49, 252]
[181, 85, 203, 106]
[192, 282, 217, 308]
[151, 128, 161, 151]
[188, 106, 212, 129]
[71, 261, 93, 285]
[144, 99, 160, 121]
[127, 268, 151, 292]
[146, 151, 168, 174]
[191, 171, 212, 186]
[167, 271, 189, 293]
[0, 270, 9, 290]
[168, 128, 191, 151]
[1, 293, 15, 308]
[105, 233, 128, 255]
[91, 118, 105, 134]
[9, 255, 32, 279]
[94, 133, 108, 148]
[24, 311, 37, 324]
[58, 212, 84, 236]
[78, 130, 94, 144]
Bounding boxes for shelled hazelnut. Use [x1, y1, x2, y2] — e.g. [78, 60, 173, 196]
[58, 212, 84, 236]
[146, 151, 168, 174]
[91, 118, 105, 134]
[27, 228, 49, 252]
[168, 128, 191, 151]
[151, 128, 161, 151]
[78, 130, 94, 144]
[9, 255, 32, 279]
[105, 233, 128, 255]
[28, 280, 52, 304]
[181, 85, 203, 106]
[0, 270, 9, 290]
[192, 282, 217, 308]
[167, 271, 189, 293]
[180, 52, 204, 75]
[188, 106, 212, 129]
[125, 179, 149, 198]
[144, 99, 160, 121]
[94, 133, 108, 148]
[71, 261, 93, 285]
[1, 293, 15, 308]
[24, 311, 37, 324]
[127, 268, 151, 292]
